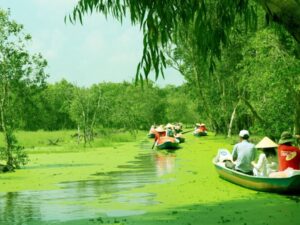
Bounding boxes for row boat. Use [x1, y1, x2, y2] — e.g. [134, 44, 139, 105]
[194, 132, 207, 137]
[213, 158, 300, 194]
[156, 136, 179, 150]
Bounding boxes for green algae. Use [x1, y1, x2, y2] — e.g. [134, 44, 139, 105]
[0, 132, 299, 225]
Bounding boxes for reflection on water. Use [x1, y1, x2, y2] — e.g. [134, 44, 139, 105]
[0, 141, 177, 224]
[155, 152, 176, 177]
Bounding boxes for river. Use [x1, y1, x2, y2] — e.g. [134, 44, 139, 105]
[0, 136, 299, 225]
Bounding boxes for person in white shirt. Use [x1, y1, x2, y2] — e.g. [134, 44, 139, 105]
[232, 130, 256, 175]
[252, 137, 278, 177]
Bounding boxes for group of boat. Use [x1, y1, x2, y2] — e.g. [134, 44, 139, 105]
[148, 123, 187, 150]
[148, 123, 208, 150]
[148, 124, 300, 194]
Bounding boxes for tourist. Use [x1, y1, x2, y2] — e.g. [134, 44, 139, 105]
[252, 137, 278, 177]
[165, 123, 175, 137]
[232, 130, 256, 175]
[277, 131, 300, 171]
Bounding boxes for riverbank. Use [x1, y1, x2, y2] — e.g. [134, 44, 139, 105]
[0, 131, 299, 225]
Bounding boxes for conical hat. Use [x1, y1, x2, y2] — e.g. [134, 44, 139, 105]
[255, 137, 278, 148]
[165, 123, 173, 128]
[156, 126, 165, 132]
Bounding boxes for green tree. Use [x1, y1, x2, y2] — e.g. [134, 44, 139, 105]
[236, 28, 300, 137]
[40, 80, 76, 130]
[70, 85, 108, 145]
[71, 1, 300, 80]
[0, 10, 48, 170]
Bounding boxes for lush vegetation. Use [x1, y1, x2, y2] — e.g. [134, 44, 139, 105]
[0, 10, 48, 170]
[0, 1, 300, 170]
[69, 1, 300, 137]
[0, 4, 300, 224]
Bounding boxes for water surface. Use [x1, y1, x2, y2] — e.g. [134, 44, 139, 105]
[0, 137, 299, 225]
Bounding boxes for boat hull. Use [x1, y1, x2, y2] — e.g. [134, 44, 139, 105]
[194, 132, 207, 137]
[176, 136, 185, 143]
[156, 137, 179, 150]
[148, 133, 155, 138]
[213, 160, 300, 194]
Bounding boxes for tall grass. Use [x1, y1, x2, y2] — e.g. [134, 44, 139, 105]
[0, 129, 144, 153]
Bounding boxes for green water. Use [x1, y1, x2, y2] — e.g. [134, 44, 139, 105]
[0, 135, 299, 225]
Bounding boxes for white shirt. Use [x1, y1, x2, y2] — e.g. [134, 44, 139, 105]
[253, 153, 278, 177]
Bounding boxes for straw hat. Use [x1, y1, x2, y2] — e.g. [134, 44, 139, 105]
[200, 123, 206, 126]
[174, 125, 180, 130]
[165, 123, 173, 128]
[255, 137, 278, 148]
[156, 126, 165, 132]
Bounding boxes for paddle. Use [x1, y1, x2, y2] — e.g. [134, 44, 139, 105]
[151, 140, 156, 149]
[181, 129, 194, 134]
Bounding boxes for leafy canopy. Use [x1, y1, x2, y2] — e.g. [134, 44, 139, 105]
[70, 0, 257, 80]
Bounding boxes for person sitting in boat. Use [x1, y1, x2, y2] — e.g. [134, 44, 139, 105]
[231, 130, 256, 175]
[251, 137, 278, 177]
[277, 131, 300, 171]
[194, 123, 200, 130]
[154, 126, 166, 140]
[193, 123, 201, 135]
[199, 123, 207, 134]
[193, 123, 208, 136]
[165, 123, 175, 137]
[148, 125, 157, 138]
[174, 123, 183, 134]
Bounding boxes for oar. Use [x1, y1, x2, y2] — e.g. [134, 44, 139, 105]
[181, 129, 194, 134]
[151, 140, 157, 149]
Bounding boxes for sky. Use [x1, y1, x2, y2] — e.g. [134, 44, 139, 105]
[0, 0, 185, 87]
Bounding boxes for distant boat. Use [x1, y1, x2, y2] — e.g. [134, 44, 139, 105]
[156, 136, 179, 150]
[213, 159, 300, 194]
[193, 131, 207, 137]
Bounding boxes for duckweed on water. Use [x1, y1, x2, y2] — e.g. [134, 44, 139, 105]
[0, 131, 299, 225]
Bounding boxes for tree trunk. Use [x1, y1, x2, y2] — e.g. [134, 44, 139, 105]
[77, 125, 80, 144]
[227, 101, 239, 138]
[240, 97, 265, 125]
[0, 77, 13, 169]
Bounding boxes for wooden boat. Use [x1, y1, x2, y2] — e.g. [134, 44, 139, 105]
[213, 158, 300, 194]
[176, 136, 185, 143]
[174, 133, 185, 143]
[193, 131, 207, 137]
[156, 136, 179, 150]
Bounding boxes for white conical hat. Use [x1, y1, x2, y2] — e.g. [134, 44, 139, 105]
[156, 126, 165, 132]
[255, 137, 278, 148]
[165, 123, 173, 128]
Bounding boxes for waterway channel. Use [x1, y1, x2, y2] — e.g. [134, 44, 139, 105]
[0, 137, 299, 225]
